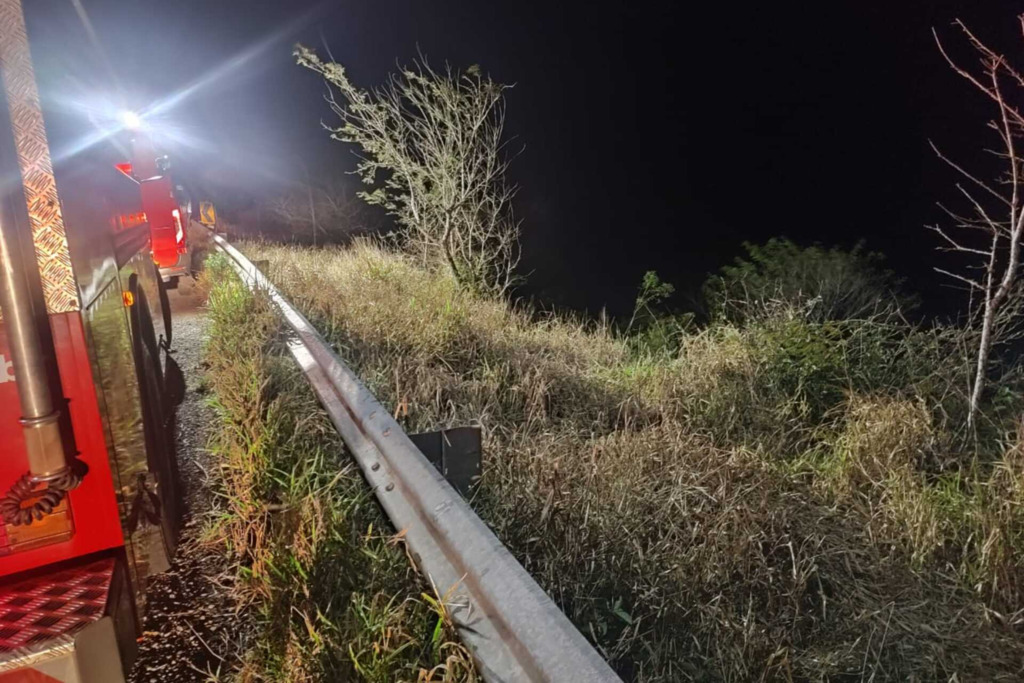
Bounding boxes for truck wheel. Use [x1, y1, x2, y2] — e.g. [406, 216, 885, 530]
[138, 342, 180, 557]
[129, 277, 181, 557]
[128, 275, 163, 394]
[190, 248, 206, 277]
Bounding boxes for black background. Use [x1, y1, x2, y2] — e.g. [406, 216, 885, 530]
[25, 0, 1024, 317]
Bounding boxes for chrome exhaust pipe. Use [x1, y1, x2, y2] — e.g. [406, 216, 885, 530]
[0, 0, 78, 524]
[0, 195, 67, 481]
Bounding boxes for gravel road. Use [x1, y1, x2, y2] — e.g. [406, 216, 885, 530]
[128, 278, 251, 682]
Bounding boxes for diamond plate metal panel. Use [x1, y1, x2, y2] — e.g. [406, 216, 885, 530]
[0, 0, 79, 315]
[0, 558, 113, 656]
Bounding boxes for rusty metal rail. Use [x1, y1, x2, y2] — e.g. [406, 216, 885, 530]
[211, 233, 621, 683]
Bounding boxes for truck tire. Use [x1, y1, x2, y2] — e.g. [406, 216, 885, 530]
[128, 275, 163, 395]
[129, 275, 181, 558]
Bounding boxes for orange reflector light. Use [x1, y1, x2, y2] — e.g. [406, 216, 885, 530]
[122, 290, 134, 307]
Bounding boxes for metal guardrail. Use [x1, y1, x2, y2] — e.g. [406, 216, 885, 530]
[211, 234, 622, 683]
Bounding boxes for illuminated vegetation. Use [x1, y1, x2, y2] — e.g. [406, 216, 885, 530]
[199, 254, 475, 681]
[241, 239, 1024, 681]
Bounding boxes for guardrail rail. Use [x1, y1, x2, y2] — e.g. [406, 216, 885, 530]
[211, 233, 622, 683]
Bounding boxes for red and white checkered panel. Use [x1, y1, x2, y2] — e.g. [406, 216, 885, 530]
[0, 559, 113, 656]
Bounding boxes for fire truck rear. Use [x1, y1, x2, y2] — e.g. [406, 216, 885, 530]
[119, 133, 194, 289]
[0, 0, 183, 679]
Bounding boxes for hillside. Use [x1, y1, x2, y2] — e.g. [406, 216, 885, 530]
[232, 240, 1024, 681]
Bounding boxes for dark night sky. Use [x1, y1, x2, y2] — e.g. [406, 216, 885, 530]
[23, 0, 1024, 317]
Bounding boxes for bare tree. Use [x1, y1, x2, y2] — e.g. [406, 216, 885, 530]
[267, 178, 373, 243]
[295, 46, 521, 295]
[930, 17, 1024, 431]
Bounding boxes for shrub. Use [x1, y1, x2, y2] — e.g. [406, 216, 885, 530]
[703, 238, 916, 324]
[295, 48, 520, 295]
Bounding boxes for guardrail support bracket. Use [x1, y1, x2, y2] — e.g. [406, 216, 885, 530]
[409, 427, 481, 495]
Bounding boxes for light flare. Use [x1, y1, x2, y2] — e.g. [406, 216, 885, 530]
[52, 2, 328, 163]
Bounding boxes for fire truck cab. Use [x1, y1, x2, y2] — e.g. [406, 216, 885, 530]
[0, 0, 184, 679]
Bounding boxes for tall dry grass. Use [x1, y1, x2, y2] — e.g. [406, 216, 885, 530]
[243, 240, 1024, 681]
[199, 255, 476, 681]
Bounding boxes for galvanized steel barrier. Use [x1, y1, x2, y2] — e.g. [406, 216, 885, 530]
[211, 233, 621, 683]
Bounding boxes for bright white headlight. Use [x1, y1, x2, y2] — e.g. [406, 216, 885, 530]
[119, 110, 142, 131]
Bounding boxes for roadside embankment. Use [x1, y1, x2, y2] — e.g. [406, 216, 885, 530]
[241, 239, 1024, 682]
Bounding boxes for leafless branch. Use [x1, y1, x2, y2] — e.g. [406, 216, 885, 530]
[931, 15, 1024, 430]
[928, 225, 992, 255]
[934, 267, 986, 291]
[929, 141, 1011, 207]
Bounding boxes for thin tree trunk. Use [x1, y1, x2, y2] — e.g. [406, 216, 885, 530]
[969, 298, 995, 430]
[441, 217, 462, 285]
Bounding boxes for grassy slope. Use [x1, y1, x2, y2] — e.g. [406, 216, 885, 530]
[244, 241, 1024, 681]
[199, 255, 476, 682]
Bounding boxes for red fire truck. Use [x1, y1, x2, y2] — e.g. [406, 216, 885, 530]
[0, 0, 183, 679]
[115, 124, 194, 290]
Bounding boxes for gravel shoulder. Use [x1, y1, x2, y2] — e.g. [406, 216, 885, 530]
[128, 279, 251, 682]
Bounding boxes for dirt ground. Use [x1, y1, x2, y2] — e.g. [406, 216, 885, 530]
[128, 278, 251, 682]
